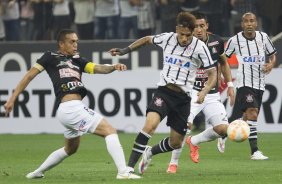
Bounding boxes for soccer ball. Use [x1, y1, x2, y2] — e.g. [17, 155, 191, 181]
[227, 120, 250, 142]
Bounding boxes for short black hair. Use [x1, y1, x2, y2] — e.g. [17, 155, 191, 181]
[192, 11, 208, 23]
[56, 29, 76, 43]
[176, 12, 196, 30]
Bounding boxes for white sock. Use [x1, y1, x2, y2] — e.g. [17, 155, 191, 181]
[191, 127, 221, 146]
[34, 147, 68, 173]
[169, 138, 186, 165]
[105, 134, 127, 174]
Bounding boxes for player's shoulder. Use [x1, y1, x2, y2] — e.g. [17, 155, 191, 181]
[255, 31, 269, 38]
[207, 33, 224, 46]
[208, 33, 223, 42]
[154, 32, 174, 38]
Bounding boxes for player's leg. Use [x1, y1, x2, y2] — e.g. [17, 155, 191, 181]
[139, 127, 185, 174]
[92, 118, 140, 179]
[26, 136, 78, 179]
[167, 128, 191, 173]
[26, 101, 89, 179]
[128, 89, 167, 172]
[168, 90, 202, 170]
[128, 111, 161, 172]
[238, 87, 268, 160]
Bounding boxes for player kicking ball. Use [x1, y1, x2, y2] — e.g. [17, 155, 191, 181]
[167, 12, 234, 173]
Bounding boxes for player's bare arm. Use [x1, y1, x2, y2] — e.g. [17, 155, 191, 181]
[263, 54, 277, 74]
[219, 54, 235, 106]
[197, 67, 216, 104]
[109, 36, 153, 56]
[4, 67, 41, 116]
[94, 63, 127, 74]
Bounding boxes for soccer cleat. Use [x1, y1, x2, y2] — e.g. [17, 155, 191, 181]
[166, 164, 177, 174]
[116, 171, 141, 179]
[217, 137, 227, 153]
[186, 136, 199, 163]
[138, 146, 152, 174]
[251, 151, 269, 160]
[26, 171, 44, 179]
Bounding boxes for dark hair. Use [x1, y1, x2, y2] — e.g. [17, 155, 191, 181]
[176, 12, 196, 30]
[56, 29, 76, 43]
[192, 11, 208, 23]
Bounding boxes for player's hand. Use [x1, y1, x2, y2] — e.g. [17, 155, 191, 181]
[4, 101, 14, 117]
[196, 91, 206, 104]
[227, 87, 235, 106]
[113, 63, 127, 71]
[109, 47, 131, 56]
[262, 62, 274, 74]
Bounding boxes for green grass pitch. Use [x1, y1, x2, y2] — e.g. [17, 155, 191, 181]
[0, 133, 282, 184]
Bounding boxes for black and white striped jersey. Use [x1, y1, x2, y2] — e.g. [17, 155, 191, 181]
[225, 31, 277, 91]
[152, 32, 215, 93]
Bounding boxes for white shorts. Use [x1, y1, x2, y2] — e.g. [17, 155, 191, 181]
[57, 100, 103, 139]
[188, 90, 228, 126]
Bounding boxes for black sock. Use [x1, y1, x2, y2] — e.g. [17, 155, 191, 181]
[151, 137, 174, 155]
[128, 131, 151, 168]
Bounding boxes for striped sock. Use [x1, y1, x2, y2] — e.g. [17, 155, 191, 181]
[247, 120, 258, 154]
[128, 130, 151, 168]
[151, 137, 174, 155]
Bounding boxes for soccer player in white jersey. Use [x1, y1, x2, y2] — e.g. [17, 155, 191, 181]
[225, 12, 277, 160]
[109, 12, 217, 175]
[166, 12, 235, 173]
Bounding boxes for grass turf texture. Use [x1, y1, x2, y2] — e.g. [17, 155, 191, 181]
[0, 133, 282, 184]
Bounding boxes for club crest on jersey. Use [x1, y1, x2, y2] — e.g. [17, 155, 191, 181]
[165, 56, 190, 68]
[154, 97, 164, 107]
[246, 94, 254, 103]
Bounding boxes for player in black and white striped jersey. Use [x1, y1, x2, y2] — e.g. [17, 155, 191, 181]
[166, 12, 235, 173]
[109, 11, 217, 175]
[225, 12, 277, 160]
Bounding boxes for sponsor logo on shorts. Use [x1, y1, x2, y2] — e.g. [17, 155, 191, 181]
[154, 97, 164, 107]
[246, 94, 254, 103]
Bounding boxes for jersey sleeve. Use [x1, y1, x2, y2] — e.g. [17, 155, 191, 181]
[152, 32, 174, 49]
[224, 37, 235, 58]
[76, 56, 94, 74]
[264, 33, 277, 56]
[34, 52, 51, 71]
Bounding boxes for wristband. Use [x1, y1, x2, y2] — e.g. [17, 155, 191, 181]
[119, 47, 131, 55]
[227, 82, 234, 87]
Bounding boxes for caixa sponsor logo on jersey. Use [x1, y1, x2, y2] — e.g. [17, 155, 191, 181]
[165, 56, 190, 68]
[61, 81, 84, 91]
[243, 56, 265, 63]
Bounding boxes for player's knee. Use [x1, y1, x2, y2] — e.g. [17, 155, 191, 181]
[245, 108, 258, 120]
[65, 146, 78, 155]
[214, 124, 228, 136]
[169, 138, 183, 149]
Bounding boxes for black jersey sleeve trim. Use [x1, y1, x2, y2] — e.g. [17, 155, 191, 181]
[225, 39, 234, 58]
[267, 50, 277, 56]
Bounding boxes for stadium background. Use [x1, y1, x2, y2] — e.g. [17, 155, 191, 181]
[1, 39, 282, 134]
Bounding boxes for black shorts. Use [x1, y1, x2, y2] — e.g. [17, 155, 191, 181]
[235, 86, 264, 112]
[146, 86, 191, 135]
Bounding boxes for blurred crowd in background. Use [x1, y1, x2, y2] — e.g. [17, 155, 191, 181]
[0, 0, 281, 42]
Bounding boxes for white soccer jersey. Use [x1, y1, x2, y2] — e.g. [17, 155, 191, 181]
[152, 32, 214, 93]
[225, 31, 277, 91]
